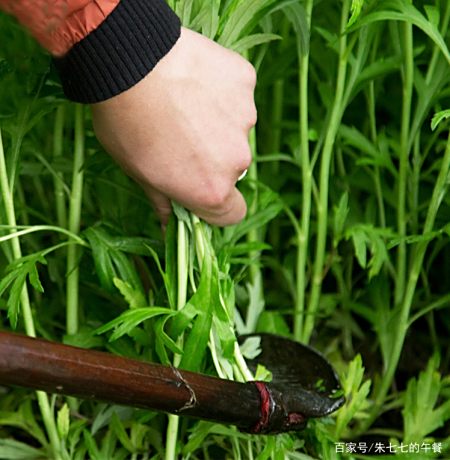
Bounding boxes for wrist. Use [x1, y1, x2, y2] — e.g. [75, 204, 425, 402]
[54, 0, 181, 103]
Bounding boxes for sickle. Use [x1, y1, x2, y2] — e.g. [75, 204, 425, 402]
[0, 331, 344, 434]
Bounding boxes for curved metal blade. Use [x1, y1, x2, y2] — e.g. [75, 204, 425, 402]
[240, 333, 345, 418]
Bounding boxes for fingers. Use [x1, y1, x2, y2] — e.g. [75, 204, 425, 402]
[143, 179, 248, 227]
[191, 187, 248, 227]
[143, 185, 173, 226]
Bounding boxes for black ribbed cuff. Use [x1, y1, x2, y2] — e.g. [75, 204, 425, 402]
[54, 0, 181, 103]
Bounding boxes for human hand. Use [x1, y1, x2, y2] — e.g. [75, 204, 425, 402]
[91, 27, 256, 226]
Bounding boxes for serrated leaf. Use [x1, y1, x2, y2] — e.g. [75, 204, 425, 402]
[347, 0, 365, 27]
[0, 253, 48, 328]
[28, 263, 44, 293]
[113, 278, 147, 309]
[95, 307, 174, 341]
[0, 400, 47, 446]
[84, 226, 144, 295]
[431, 109, 450, 131]
[403, 355, 450, 443]
[335, 354, 371, 438]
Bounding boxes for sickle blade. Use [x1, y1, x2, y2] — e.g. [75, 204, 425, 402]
[241, 333, 345, 419]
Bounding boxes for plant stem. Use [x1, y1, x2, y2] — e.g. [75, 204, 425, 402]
[0, 128, 62, 458]
[361, 129, 450, 432]
[165, 219, 189, 460]
[302, 0, 350, 342]
[53, 105, 67, 229]
[245, 127, 264, 332]
[394, 20, 413, 307]
[294, 0, 313, 341]
[66, 105, 84, 336]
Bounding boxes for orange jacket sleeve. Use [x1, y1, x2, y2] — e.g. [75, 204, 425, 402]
[0, 0, 119, 56]
[1, 0, 181, 103]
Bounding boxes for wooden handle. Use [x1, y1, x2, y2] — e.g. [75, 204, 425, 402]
[0, 331, 262, 431]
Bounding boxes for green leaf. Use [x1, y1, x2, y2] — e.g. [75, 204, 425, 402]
[355, 1, 450, 65]
[256, 311, 290, 337]
[350, 227, 367, 268]
[333, 192, 349, 244]
[431, 109, 450, 131]
[0, 252, 47, 328]
[424, 5, 440, 28]
[0, 439, 44, 459]
[225, 187, 283, 245]
[0, 400, 47, 446]
[84, 226, 144, 295]
[110, 412, 135, 453]
[95, 307, 174, 341]
[170, 301, 199, 339]
[188, 0, 220, 39]
[348, 0, 365, 27]
[83, 430, 101, 460]
[180, 251, 218, 371]
[239, 336, 261, 360]
[339, 124, 396, 175]
[346, 226, 391, 278]
[180, 310, 212, 372]
[334, 355, 372, 438]
[57, 403, 70, 440]
[113, 278, 147, 309]
[232, 33, 281, 53]
[63, 328, 103, 349]
[154, 315, 183, 365]
[171, 202, 192, 229]
[283, 3, 310, 57]
[403, 354, 450, 443]
[219, 0, 275, 48]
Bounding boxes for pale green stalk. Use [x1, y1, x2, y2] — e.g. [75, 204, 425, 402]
[53, 105, 67, 229]
[361, 128, 450, 432]
[165, 219, 189, 460]
[66, 105, 85, 336]
[0, 128, 62, 458]
[0, 225, 87, 245]
[302, 0, 350, 342]
[245, 128, 265, 332]
[366, 29, 386, 229]
[294, 0, 313, 341]
[394, 20, 414, 307]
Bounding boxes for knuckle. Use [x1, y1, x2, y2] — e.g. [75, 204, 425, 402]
[239, 148, 252, 171]
[207, 191, 229, 210]
[202, 184, 232, 212]
[248, 104, 258, 127]
[239, 145, 252, 170]
[245, 62, 257, 87]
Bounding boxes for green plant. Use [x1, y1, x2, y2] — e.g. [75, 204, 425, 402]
[1, 0, 449, 459]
